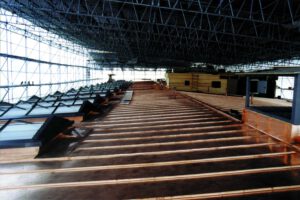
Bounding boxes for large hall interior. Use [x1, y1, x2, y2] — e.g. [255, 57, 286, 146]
[2, 1, 300, 199]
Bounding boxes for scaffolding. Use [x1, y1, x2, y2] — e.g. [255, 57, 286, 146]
[0, 8, 104, 103]
[0, 8, 169, 103]
[2, 0, 300, 68]
[2, 1, 300, 103]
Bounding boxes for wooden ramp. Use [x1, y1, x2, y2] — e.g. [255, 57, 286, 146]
[1, 86, 300, 199]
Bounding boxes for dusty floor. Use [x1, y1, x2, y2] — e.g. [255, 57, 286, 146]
[180, 91, 293, 120]
[180, 91, 292, 110]
[0, 87, 300, 199]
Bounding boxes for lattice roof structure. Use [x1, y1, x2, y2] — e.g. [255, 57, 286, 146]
[2, 0, 300, 68]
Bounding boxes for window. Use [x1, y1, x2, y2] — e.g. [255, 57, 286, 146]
[184, 80, 190, 86]
[211, 81, 221, 88]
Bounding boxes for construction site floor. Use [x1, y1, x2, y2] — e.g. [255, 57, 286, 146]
[180, 91, 292, 120]
[0, 88, 300, 199]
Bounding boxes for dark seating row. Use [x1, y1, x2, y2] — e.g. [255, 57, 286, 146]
[0, 80, 131, 156]
[0, 80, 131, 120]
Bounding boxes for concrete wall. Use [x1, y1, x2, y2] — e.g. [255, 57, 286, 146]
[166, 72, 227, 94]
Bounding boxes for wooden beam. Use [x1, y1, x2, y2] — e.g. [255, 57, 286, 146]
[84, 116, 224, 128]
[110, 106, 206, 113]
[1, 151, 293, 175]
[92, 120, 232, 132]
[76, 136, 252, 151]
[1, 164, 300, 190]
[84, 113, 217, 124]
[0, 143, 276, 164]
[141, 185, 300, 200]
[104, 110, 215, 120]
[84, 129, 254, 143]
[108, 107, 209, 116]
[90, 124, 244, 137]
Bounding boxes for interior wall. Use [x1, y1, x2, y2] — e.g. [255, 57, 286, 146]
[166, 72, 227, 94]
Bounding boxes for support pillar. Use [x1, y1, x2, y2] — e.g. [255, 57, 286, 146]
[245, 76, 250, 108]
[292, 74, 300, 125]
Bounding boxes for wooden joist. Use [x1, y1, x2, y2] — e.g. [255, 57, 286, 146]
[108, 107, 209, 116]
[0, 151, 292, 175]
[83, 116, 224, 128]
[140, 185, 300, 200]
[84, 129, 254, 143]
[104, 110, 215, 120]
[2, 88, 300, 199]
[76, 136, 253, 151]
[110, 105, 206, 113]
[90, 124, 244, 137]
[83, 113, 218, 124]
[0, 142, 276, 164]
[2, 164, 300, 191]
[91, 120, 232, 132]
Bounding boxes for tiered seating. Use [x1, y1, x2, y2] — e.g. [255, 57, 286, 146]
[0, 80, 131, 159]
[0, 116, 73, 160]
[0, 80, 131, 121]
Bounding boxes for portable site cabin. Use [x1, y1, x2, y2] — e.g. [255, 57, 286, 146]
[166, 72, 278, 99]
[165, 72, 227, 95]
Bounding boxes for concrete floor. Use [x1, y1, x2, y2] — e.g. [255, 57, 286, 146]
[180, 91, 292, 111]
[180, 91, 293, 120]
[1, 85, 300, 199]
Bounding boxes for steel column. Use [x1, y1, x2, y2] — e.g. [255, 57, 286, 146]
[292, 74, 300, 125]
[245, 76, 250, 108]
